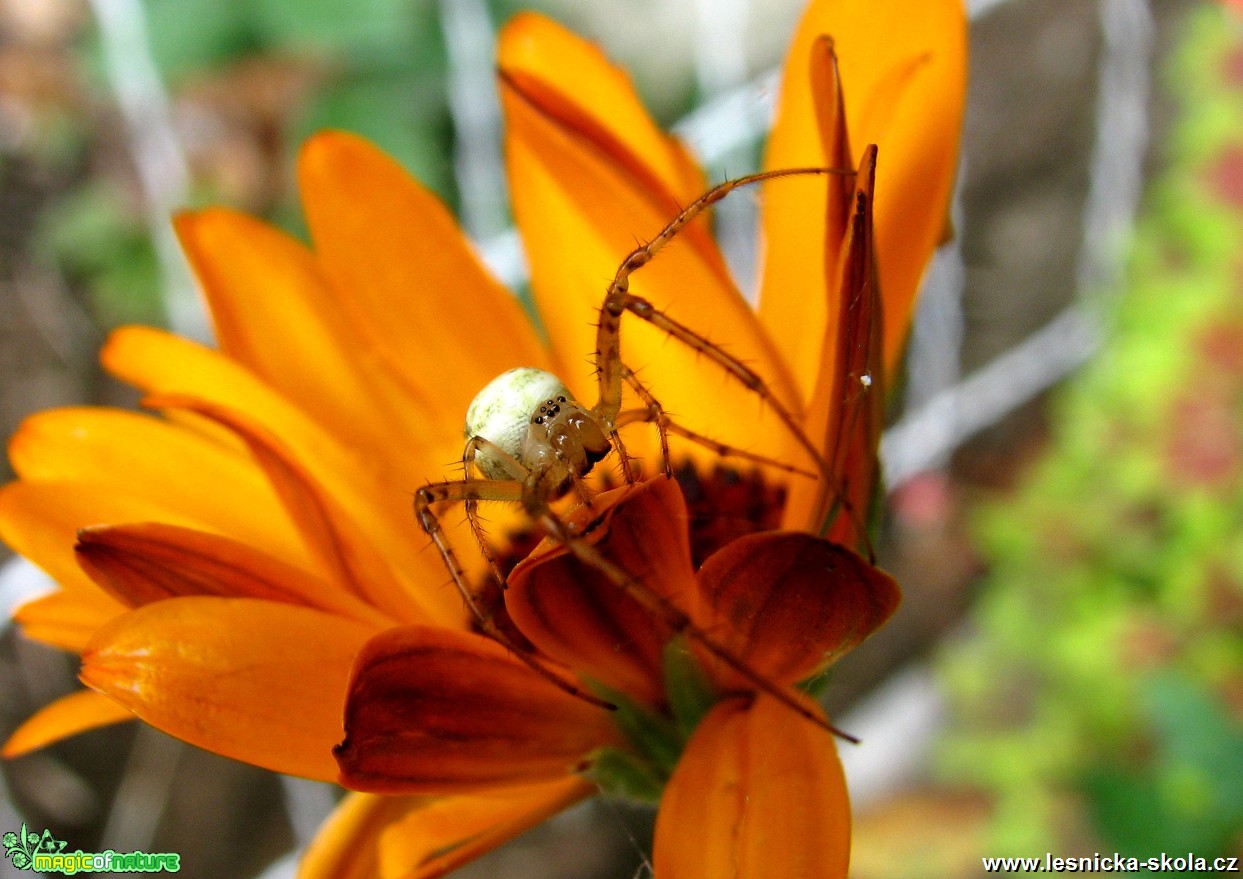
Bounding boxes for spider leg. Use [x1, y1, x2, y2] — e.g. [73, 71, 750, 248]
[590, 168, 871, 540]
[461, 436, 524, 592]
[528, 494, 858, 743]
[593, 166, 852, 423]
[415, 476, 616, 711]
[616, 366, 671, 477]
[615, 365, 816, 479]
[599, 287, 870, 538]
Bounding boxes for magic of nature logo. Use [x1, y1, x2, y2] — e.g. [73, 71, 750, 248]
[3, 823, 180, 874]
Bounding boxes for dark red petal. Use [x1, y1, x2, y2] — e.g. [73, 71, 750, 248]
[74, 522, 390, 626]
[695, 530, 899, 688]
[335, 626, 616, 795]
[789, 146, 884, 547]
[506, 477, 698, 706]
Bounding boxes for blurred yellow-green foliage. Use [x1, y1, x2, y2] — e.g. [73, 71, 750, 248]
[939, 5, 1243, 864]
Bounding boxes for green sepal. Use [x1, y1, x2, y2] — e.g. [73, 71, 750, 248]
[798, 666, 834, 699]
[588, 681, 683, 776]
[662, 636, 718, 736]
[588, 747, 667, 804]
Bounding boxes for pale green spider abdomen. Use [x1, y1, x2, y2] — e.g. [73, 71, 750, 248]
[465, 367, 575, 479]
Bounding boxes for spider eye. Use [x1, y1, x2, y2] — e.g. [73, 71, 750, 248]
[534, 416, 544, 424]
[557, 395, 566, 403]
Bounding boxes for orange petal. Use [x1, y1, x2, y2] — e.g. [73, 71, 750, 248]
[377, 777, 592, 879]
[653, 695, 850, 879]
[506, 477, 697, 705]
[757, 38, 855, 412]
[694, 531, 899, 688]
[501, 35, 804, 465]
[0, 480, 219, 596]
[299, 793, 422, 879]
[335, 625, 616, 794]
[8, 406, 307, 566]
[298, 131, 550, 427]
[102, 327, 468, 622]
[14, 589, 126, 652]
[3, 689, 132, 757]
[760, 0, 967, 384]
[80, 596, 380, 781]
[176, 209, 442, 463]
[75, 523, 391, 627]
[145, 394, 447, 626]
[782, 147, 882, 540]
[498, 13, 704, 207]
[299, 778, 591, 879]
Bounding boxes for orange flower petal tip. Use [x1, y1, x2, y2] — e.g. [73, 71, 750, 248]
[2, 690, 132, 758]
[79, 597, 377, 782]
[497, 12, 603, 71]
[296, 129, 381, 183]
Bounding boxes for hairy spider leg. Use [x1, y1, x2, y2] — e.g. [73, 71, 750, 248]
[614, 365, 817, 479]
[459, 435, 522, 593]
[592, 167, 870, 540]
[414, 475, 616, 711]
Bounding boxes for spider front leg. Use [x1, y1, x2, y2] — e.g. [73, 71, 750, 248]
[460, 435, 523, 593]
[597, 285, 829, 474]
[414, 475, 616, 711]
[614, 365, 816, 479]
[593, 187, 871, 540]
[593, 168, 850, 444]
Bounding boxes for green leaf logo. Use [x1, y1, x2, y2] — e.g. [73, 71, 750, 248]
[3, 822, 66, 871]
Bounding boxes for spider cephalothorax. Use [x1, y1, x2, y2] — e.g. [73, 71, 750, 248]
[465, 367, 610, 498]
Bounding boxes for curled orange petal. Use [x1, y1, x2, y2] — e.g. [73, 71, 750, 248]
[3, 689, 132, 757]
[336, 626, 616, 795]
[376, 777, 593, 879]
[498, 13, 704, 209]
[146, 393, 458, 628]
[7, 407, 304, 563]
[299, 778, 591, 879]
[506, 477, 697, 705]
[761, 0, 967, 385]
[694, 530, 899, 688]
[0, 480, 212, 596]
[759, 38, 856, 413]
[298, 793, 425, 879]
[783, 146, 882, 539]
[81, 596, 380, 782]
[653, 694, 851, 879]
[75, 523, 391, 627]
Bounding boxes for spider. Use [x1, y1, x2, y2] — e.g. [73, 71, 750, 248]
[415, 167, 866, 738]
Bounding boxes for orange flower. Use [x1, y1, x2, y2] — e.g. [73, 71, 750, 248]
[0, 0, 964, 876]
